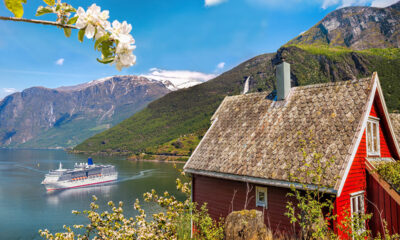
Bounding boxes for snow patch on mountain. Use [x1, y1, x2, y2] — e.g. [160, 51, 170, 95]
[141, 68, 217, 90]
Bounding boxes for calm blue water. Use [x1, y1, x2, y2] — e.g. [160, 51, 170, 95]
[0, 149, 183, 239]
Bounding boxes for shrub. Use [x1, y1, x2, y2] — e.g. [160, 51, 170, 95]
[376, 161, 400, 192]
[285, 133, 338, 240]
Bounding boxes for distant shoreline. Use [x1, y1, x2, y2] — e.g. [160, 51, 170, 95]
[128, 158, 186, 164]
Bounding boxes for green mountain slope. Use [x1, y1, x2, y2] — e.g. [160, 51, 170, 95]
[74, 46, 400, 156]
[73, 53, 275, 155]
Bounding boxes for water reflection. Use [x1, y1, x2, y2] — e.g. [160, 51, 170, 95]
[46, 183, 117, 205]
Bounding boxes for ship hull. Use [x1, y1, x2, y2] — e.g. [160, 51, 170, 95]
[44, 174, 118, 191]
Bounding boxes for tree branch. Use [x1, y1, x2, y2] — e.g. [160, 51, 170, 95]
[0, 16, 77, 29]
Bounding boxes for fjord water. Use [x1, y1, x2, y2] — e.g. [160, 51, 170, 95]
[0, 149, 183, 239]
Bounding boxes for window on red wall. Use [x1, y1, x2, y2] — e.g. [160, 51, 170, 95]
[350, 191, 366, 236]
[367, 118, 380, 156]
[256, 186, 268, 208]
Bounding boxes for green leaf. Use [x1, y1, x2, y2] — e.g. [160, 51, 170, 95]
[101, 45, 113, 58]
[63, 28, 71, 38]
[35, 6, 53, 16]
[97, 57, 114, 64]
[94, 35, 109, 50]
[43, 0, 54, 6]
[67, 16, 78, 25]
[78, 28, 85, 42]
[4, 0, 24, 18]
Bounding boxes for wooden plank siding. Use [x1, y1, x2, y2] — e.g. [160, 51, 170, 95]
[192, 174, 294, 233]
[370, 101, 393, 158]
[334, 131, 367, 236]
[366, 172, 400, 236]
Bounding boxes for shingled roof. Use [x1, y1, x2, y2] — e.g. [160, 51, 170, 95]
[390, 113, 400, 144]
[185, 76, 377, 193]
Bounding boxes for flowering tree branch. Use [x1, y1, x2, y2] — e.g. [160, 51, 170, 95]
[0, 16, 77, 29]
[1, 0, 136, 71]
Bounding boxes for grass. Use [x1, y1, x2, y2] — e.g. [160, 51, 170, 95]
[145, 133, 202, 156]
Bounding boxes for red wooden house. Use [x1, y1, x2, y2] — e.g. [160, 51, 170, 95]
[184, 62, 400, 238]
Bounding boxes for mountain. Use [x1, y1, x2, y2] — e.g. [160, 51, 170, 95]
[287, 1, 400, 50]
[0, 76, 171, 149]
[74, 46, 400, 156]
[74, 3, 400, 157]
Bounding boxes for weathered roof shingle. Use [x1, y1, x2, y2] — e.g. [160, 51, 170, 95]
[389, 113, 400, 144]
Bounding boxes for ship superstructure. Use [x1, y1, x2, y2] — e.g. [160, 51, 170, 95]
[42, 158, 117, 191]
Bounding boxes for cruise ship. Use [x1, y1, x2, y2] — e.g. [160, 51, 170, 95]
[41, 158, 118, 191]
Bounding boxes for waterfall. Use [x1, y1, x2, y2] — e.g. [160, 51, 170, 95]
[242, 76, 250, 94]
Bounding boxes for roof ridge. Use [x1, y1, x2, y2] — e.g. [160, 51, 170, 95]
[226, 77, 371, 100]
[293, 77, 371, 90]
[225, 91, 268, 99]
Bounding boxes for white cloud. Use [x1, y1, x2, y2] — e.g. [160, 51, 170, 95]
[141, 68, 216, 90]
[0, 88, 18, 100]
[55, 58, 64, 66]
[205, 0, 227, 6]
[371, 0, 398, 7]
[322, 0, 370, 9]
[3, 88, 17, 94]
[217, 62, 226, 69]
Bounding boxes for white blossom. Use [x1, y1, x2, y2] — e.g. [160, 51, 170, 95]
[73, 4, 136, 70]
[94, 22, 110, 40]
[113, 42, 136, 71]
[109, 20, 135, 44]
[75, 4, 110, 39]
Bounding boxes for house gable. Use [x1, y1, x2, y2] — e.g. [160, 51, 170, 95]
[334, 74, 400, 237]
[337, 73, 400, 197]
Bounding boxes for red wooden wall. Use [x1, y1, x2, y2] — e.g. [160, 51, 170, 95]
[334, 131, 367, 235]
[370, 101, 393, 158]
[334, 98, 398, 237]
[366, 172, 400, 236]
[192, 174, 293, 233]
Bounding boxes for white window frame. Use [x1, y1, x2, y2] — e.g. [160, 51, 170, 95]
[256, 186, 268, 208]
[366, 117, 380, 156]
[350, 191, 366, 235]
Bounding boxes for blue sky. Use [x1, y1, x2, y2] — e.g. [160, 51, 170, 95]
[0, 0, 397, 99]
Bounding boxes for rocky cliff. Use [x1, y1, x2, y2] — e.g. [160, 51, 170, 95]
[288, 1, 400, 50]
[0, 76, 170, 148]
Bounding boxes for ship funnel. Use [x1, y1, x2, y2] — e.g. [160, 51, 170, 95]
[88, 158, 93, 165]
